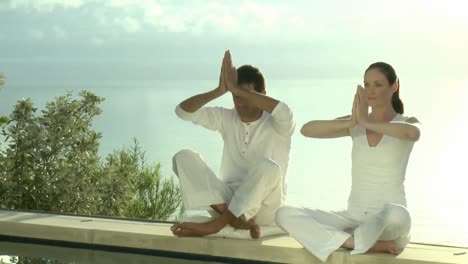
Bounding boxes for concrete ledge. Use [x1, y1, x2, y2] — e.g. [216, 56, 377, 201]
[0, 210, 466, 263]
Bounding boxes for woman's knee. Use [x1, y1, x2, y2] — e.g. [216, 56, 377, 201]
[382, 203, 411, 228]
[275, 206, 301, 227]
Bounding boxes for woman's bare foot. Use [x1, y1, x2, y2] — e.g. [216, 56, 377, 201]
[369, 240, 399, 255]
[341, 236, 399, 255]
[342, 236, 355, 250]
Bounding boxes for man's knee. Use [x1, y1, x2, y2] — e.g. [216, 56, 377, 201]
[254, 158, 282, 182]
[172, 149, 198, 176]
[173, 149, 198, 161]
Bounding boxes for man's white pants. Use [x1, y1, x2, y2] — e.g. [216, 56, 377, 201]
[172, 149, 283, 226]
[275, 203, 411, 262]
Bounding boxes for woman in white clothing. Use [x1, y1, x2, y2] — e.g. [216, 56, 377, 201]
[275, 62, 421, 262]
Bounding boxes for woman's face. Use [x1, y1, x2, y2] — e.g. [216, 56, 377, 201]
[363, 69, 395, 108]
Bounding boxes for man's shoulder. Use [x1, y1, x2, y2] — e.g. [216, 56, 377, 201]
[209, 106, 237, 123]
[201, 106, 234, 115]
[216, 106, 235, 117]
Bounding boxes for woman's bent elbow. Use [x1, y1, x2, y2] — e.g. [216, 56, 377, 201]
[407, 128, 421, 141]
[300, 125, 310, 137]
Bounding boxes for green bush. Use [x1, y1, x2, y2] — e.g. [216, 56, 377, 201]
[0, 90, 183, 221]
[0, 72, 4, 90]
[124, 151, 184, 221]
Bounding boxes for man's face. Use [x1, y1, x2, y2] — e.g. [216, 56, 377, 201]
[232, 83, 265, 117]
[233, 83, 254, 114]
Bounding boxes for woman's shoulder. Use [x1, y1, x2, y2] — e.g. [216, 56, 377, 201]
[398, 114, 420, 124]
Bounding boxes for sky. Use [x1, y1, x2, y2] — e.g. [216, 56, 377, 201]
[1, 0, 468, 82]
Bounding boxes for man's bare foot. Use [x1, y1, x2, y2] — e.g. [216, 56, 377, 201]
[171, 210, 261, 239]
[369, 240, 399, 255]
[210, 203, 227, 215]
[230, 217, 250, 229]
[171, 220, 224, 237]
[172, 210, 237, 237]
[170, 223, 181, 235]
[230, 217, 260, 239]
[249, 223, 261, 239]
[171, 222, 200, 237]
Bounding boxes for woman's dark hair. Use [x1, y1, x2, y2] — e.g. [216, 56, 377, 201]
[237, 65, 266, 93]
[365, 62, 404, 114]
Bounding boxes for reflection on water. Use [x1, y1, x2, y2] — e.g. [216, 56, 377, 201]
[1, 256, 61, 264]
[0, 241, 251, 264]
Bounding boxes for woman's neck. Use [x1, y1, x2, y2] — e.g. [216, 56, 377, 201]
[370, 105, 397, 122]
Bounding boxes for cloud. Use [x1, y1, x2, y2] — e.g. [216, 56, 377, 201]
[90, 37, 104, 46]
[2, 0, 322, 41]
[115, 17, 141, 33]
[7, 0, 87, 12]
[126, 1, 324, 42]
[2, 0, 467, 46]
[28, 29, 44, 40]
[52, 25, 67, 39]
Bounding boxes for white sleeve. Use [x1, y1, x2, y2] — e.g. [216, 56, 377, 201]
[270, 101, 295, 137]
[175, 104, 225, 132]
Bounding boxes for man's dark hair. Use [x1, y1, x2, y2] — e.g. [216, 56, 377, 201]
[237, 65, 266, 93]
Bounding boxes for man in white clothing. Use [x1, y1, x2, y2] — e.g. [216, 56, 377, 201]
[171, 51, 295, 238]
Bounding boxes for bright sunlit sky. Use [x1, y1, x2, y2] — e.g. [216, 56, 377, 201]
[1, 0, 468, 82]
